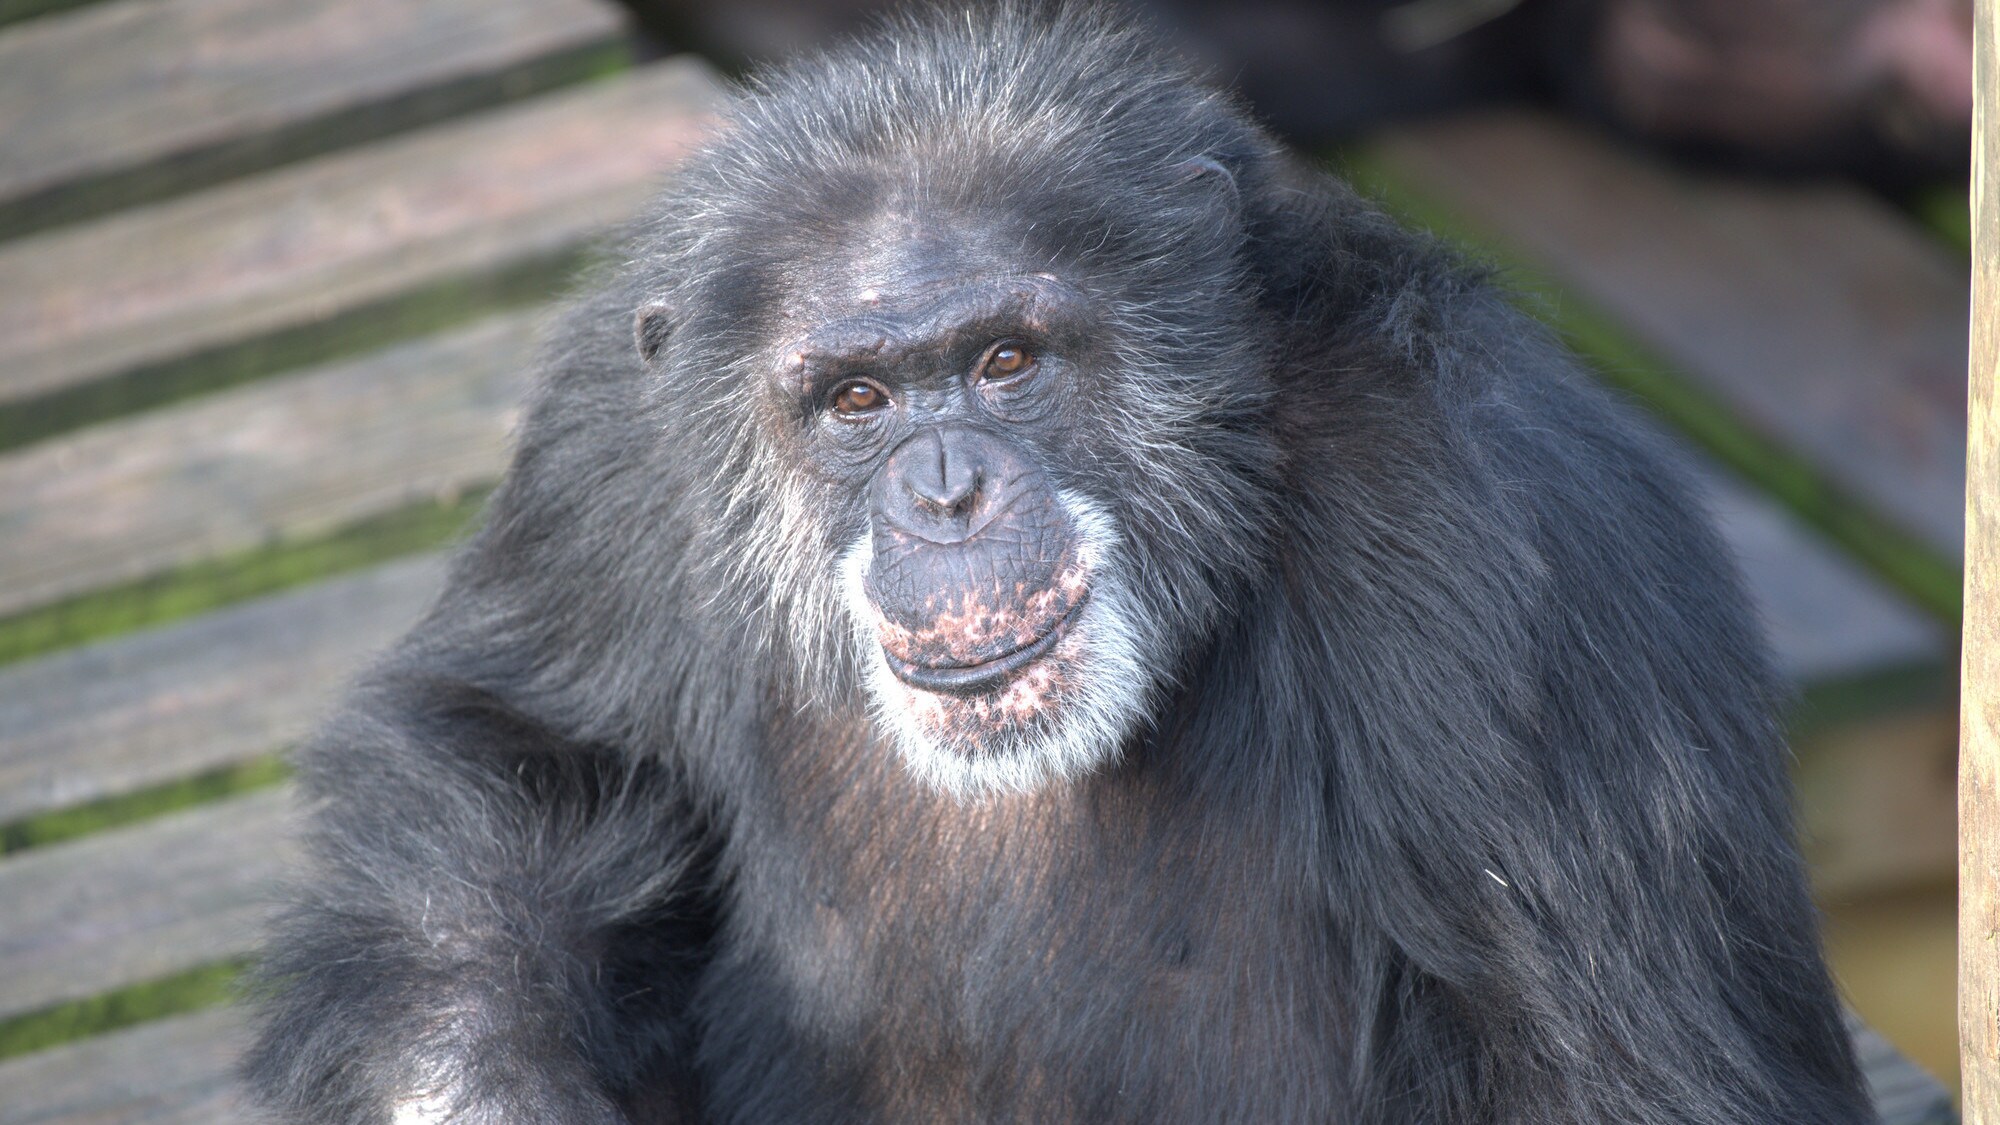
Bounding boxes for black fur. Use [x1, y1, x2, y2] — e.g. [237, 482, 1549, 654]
[245, 6, 1871, 1122]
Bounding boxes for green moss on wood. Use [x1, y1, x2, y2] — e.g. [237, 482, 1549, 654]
[0, 0, 99, 28]
[0, 486, 491, 668]
[1911, 182, 1971, 257]
[1791, 661, 1957, 739]
[0, 247, 589, 454]
[0, 757, 291, 855]
[0, 960, 246, 1061]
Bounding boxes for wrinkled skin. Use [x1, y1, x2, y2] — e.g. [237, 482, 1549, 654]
[863, 425, 1089, 693]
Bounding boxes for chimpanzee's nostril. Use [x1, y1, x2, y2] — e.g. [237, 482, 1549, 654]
[907, 471, 980, 516]
[905, 430, 982, 516]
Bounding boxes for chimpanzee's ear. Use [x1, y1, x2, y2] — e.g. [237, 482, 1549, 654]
[1173, 154, 1237, 192]
[634, 300, 676, 366]
[1170, 155, 1241, 213]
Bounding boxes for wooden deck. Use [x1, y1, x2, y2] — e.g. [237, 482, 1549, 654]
[0, 1, 1964, 1119]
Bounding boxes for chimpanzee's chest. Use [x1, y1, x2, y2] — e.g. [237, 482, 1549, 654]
[691, 735, 1348, 1123]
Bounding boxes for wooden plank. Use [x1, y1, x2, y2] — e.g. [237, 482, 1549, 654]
[1367, 112, 1969, 565]
[0, 312, 535, 620]
[0, 1007, 1948, 1125]
[1701, 464, 1944, 687]
[0, 1008, 253, 1125]
[0, 556, 444, 827]
[0, 966, 1955, 1125]
[0, 59, 722, 428]
[0, 469, 1944, 896]
[0, 790, 291, 1022]
[0, 812, 1952, 1120]
[0, 312, 1939, 676]
[0, 0, 631, 240]
[1964, 0, 1998, 1117]
[1704, 439, 1950, 900]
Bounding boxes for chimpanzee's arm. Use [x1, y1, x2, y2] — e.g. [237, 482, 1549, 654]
[243, 667, 712, 1125]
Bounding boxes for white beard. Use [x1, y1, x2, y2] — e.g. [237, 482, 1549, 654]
[840, 491, 1159, 799]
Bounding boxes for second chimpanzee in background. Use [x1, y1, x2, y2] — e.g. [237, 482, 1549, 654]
[635, 0, 1975, 183]
[245, 6, 1874, 1122]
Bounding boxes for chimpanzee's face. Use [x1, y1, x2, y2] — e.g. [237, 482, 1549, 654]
[764, 224, 1160, 797]
[638, 169, 1272, 797]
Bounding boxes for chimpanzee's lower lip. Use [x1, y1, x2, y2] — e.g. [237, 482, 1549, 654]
[884, 591, 1087, 696]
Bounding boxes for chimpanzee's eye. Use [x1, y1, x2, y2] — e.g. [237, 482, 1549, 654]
[831, 380, 888, 415]
[979, 342, 1035, 381]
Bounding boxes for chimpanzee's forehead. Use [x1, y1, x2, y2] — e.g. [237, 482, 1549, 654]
[778, 204, 1041, 321]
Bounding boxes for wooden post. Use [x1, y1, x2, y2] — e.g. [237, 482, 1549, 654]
[1967, 0, 1999, 1117]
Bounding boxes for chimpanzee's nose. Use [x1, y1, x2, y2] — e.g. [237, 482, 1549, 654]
[873, 425, 1032, 543]
[903, 428, 982, 517]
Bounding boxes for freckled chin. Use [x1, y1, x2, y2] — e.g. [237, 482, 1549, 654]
[847, 543, 1147, 795]
[892, 622, 1087, 737]
[867, 562, 1092, 699]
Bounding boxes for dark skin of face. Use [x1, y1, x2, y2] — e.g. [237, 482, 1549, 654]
[774, 267, 1098, 694]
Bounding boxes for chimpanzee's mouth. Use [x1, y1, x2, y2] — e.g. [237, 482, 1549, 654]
[882, 590, 1088, 696]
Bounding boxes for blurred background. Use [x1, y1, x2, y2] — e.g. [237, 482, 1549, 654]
[0, 0, 1972, 1119]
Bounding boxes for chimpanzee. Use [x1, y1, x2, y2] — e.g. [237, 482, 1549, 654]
[245, 6, 1872, 1123]
[634, 0, 1974, 182]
